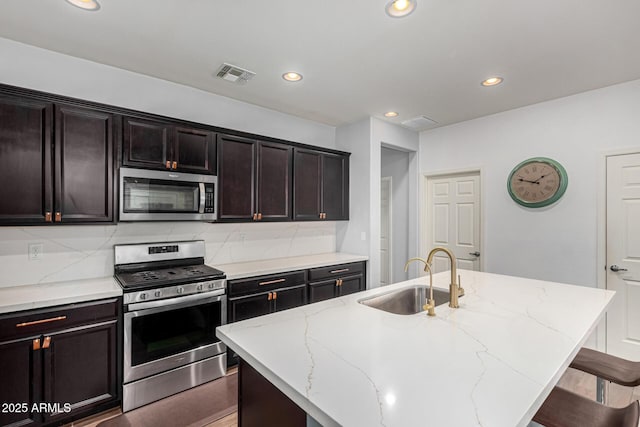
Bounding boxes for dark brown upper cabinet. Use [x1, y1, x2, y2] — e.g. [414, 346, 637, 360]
[293, 148, 349, 221]
[55, 105, 115, 223]
[0, 94, 53, 225]
[0, 93, 115, 225]
[217, 134, 292, 221]
[123, 117, 216, 174]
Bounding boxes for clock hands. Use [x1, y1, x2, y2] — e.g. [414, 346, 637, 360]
[517, 177, 540, 185]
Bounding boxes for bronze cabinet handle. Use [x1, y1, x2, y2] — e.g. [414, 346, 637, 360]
[42, 336, 51, 349]
[257, 213, 262, 220]
[33, 338, 41, 351]
[253, 213, 258, 221]
[55, 212, 61, 222]
[45, 212, 52, 222]
[172, 161, 177, 169]
[259, 278, 286, 286]
[268, 292, 273, 301]
[330, 268, 349, 274]
[166, 161, 171, 169]
[16, 316, 67, 328]
[273, 291, 277, 300]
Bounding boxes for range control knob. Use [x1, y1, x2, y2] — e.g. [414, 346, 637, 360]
[155, 291, 162, 298]
[196, 284, 203, 291]
[176, 287, 184, 295]
[139, 293, 147, 300]
[208, 282, 215, 289]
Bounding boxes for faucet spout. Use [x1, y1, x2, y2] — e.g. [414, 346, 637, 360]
[425, 247, 464, 308]
[404, 258, 436, 316]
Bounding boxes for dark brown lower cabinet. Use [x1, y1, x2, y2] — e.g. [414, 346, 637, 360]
[0, 298, 121, 427]
[238, 358, 305, 427]
[308, 262, 366, 304]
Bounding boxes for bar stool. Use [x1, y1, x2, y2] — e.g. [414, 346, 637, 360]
[533, 386, 639, 427]
[570, 347, 640, 403]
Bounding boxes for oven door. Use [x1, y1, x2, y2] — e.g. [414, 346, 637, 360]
[123, 290, 226, 383]
[119, 167, 217, 221]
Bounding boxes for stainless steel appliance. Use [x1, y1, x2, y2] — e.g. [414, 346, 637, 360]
[119, 167, 217, 221]
[114, 240, 226, 412]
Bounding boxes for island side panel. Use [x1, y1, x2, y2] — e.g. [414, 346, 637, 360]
[239, 358, 306, 427]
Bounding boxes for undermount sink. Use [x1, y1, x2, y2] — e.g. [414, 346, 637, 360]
[359, 285, 452, 315]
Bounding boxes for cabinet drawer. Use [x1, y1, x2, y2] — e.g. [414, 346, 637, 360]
[308, 262, 364, 281]
[228, 271, 307, 297]
[0, 298, 119, 342]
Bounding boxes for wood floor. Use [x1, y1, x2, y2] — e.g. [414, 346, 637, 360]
[68, 366, 640, 427]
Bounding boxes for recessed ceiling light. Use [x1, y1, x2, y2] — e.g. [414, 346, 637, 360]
[481, 77, 504, 87]
[385, 0, 417, 18]
[65, 0, 100, 11]
[282, 72, 303, 82]
[384, 111, 399, 118]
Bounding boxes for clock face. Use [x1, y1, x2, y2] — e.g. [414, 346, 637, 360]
[507, 158, 568, 207]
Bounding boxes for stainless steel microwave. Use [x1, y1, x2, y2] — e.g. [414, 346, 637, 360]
[119, 167, 217, 221]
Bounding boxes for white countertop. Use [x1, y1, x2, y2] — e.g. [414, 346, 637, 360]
[0, 277, 123, 314]
[214, 252, 368, 280]
[217, 270, 615, 427]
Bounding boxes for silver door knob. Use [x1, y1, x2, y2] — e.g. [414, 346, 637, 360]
[469, 251, 481, 257]
[610, 265, 628, 272]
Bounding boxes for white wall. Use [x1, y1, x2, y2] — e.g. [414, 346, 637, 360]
[420, 79, 640, 287]
[0, 38, 340, 288]
[337, 117, 419, 288]
[381, 148, 410, 283]
[0, 38, 335, 148]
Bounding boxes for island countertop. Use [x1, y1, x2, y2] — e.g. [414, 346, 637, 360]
[216, 270, 615, 427]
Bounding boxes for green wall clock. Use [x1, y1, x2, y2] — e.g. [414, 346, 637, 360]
[507, 157, 568, 208]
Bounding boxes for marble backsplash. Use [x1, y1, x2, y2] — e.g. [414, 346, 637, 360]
[0, 221, 337, 288]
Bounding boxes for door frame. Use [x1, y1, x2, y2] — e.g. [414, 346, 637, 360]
[421, 167, 485, 274]
[597, 147, 640, 352]
[380, 176, 393, 285]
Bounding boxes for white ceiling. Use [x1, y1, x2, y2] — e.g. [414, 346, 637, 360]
[1, 0, 640, 129]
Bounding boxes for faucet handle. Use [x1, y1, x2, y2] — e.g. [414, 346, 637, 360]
[457, 274, 465, 297]
[423, 299, 436, 317]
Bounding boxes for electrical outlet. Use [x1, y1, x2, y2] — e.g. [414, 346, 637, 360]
[28, 243, 44, 261]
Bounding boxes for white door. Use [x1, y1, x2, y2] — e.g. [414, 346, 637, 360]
[426, 172, 481, 273]
[606, 153, 640, 360]
[380, 177, 392, 286]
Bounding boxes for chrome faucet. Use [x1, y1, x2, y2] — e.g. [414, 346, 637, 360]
[404, 257, 436, 316]
[425, 247, 464, 308]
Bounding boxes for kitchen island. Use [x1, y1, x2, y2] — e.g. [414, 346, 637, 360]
[216, 270, 615, 427]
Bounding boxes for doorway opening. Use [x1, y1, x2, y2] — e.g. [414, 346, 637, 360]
[381, 147, 411, 285]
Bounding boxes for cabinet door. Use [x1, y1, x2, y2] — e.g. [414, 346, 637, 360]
[174, 127, 216, 174]
[0, 95, 53, 224]
[257, 141, 292, 221]
[228, 293, 272, 323]
[322, 153, 349, 220]
[217, 134, 257, 221]
[42, 321, 118, 424]
[339, 275, 364, 297]
[308, 279, 338, 304]
[54, 105, 114, 223]
[0, 336, 42, 427]
[293, 149, 322, 221]
[273, 285, 307, 312]
[123, 117, 171, 170]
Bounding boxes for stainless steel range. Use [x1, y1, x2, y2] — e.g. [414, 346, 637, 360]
[114, 240, 227, 412]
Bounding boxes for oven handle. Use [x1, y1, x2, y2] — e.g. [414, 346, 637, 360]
[127, 289, 225, 312]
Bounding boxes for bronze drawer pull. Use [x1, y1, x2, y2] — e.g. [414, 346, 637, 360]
[32, 338, 41, 351]
[329, 268, 349, 274]
[166, 161, 171, 169]
[55, 212, 62, 222]
[16, 316, 67, 328]
[172, 161, 178, 169]
[42, 336, 51, 349]
[45, 212, 52, 222]
[259, 278, 286, 286]
[268, 292, 273, 301]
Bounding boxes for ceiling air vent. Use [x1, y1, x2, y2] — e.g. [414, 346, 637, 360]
[215, 63, 256, 84]
[401, 115, 438, 131]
